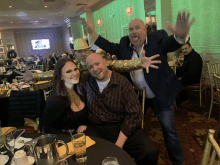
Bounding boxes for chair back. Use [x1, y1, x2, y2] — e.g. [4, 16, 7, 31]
[170, 64, 176, 74]
[8, 90, 46, 131]
[134, 87, 146, 129]
[201, 129, 220, 165]
[33, 81, 54, 100]
[36, 65, 44, 71]
[213, 74, 220, 98]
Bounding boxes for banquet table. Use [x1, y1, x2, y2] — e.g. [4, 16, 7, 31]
[3, 133, 136, 165]
[0, 90, 9, 127]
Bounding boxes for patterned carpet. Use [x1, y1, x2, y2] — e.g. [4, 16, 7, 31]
[144, 89, 220, 165]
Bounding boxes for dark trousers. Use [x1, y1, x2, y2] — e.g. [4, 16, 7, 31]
[85, 124, 158, 165]
[142, 97, 184, 165]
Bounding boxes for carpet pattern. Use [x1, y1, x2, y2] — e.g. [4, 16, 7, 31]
[144, 90, 220, 165]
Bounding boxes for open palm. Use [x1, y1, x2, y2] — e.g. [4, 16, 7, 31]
[141, 50, 161, 73]
[15, 68, 33, 82]
[166, 11, 195, 39]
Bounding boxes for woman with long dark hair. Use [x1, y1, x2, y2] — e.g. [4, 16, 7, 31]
[44, 58, 87, 134]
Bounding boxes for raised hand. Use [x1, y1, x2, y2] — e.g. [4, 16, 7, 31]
[15, 68, 33, 82]
[141, 50, 161, 73]
[166, 10, 195, 40]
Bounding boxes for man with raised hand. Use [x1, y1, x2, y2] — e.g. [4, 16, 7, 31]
[85, 7, 194, 164]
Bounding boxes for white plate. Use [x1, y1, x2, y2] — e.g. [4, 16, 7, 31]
[0, 155, 9, 165]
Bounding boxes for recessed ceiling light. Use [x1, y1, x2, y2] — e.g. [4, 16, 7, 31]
[35, 21, 38, 22]
[44, 6, 47, 8]
[10, 22, 13, 23]
[9, 6, 12, 8]
[40, 18, 43, 19]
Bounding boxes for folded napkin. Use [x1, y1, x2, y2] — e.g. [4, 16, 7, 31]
[1, 127, 17, 135]
[58, 136, 96, 159]
[11, 137, 33, 149]
[24, 118, 40, 133]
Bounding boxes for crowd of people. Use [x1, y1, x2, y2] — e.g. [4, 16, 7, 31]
[7, 7, 204, 165]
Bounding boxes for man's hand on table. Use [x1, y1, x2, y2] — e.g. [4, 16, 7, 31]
[115, 131, 128, 149]
[115, 141, 124, 149]
[77, 125, 87, 133]
[15, 68, 33, 82]
[141, 50, 161, 73]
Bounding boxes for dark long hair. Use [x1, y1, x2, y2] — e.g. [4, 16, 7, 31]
[53, 58, 82, 108]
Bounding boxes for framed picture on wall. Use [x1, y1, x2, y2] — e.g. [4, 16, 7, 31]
[0, 54, 5, 59]
[0, 47, 4, 53]
[0, 39, 3, 46]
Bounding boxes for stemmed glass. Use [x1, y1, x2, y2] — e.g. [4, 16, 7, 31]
[4, 132, 15, 164]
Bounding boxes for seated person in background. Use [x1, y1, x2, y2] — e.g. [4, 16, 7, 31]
[82, 53, 159, 165]
[177, 42, 203, 105]
[51, 53, 59, 64]
[68, 54, 74, 60]
[27, 57, 35, 66]
[11, 59, 18, 67]
[62, 53, 67, 58]
[167, 47, 182, 67]
[44, 58, 87, 134]
[6, 59, 12, 66]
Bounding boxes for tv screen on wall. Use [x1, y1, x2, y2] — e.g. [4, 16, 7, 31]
[31, 39, 50, 50]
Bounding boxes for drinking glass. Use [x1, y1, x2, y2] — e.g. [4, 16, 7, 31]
[102, 157, 119, 165]
[4, 132, 15, 164]
[71, 133, 87, 163]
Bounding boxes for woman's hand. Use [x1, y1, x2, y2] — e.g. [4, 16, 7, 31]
[77, 125, 87, 133]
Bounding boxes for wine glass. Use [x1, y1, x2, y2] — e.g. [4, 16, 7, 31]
[4, 132, 15, 164]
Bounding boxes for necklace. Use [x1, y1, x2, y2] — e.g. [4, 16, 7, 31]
[67, 88, 81, 109]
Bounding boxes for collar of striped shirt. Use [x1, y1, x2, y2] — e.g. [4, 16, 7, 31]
[88, 69, 118, 93]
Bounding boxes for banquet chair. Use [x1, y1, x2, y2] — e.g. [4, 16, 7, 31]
[201, 129, 220, 165]
[212, 74, 220, 139]
[205, 62, 220, 120]
[8, 90, 46, 133]
[33, 81, 54, 100]
[185, 61, 208, 107]
[35, 65, 44, 71]
[170, 64, 178, 109]
[135, 87, 146, 129]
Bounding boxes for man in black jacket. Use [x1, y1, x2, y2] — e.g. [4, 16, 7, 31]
[177, 42, 203, 105]
[86, 7, 195, 165]
[179, 42, 203, 85]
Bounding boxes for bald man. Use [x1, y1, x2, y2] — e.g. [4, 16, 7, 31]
[86, 9, 194, 164]
[83, 53, 158, 165]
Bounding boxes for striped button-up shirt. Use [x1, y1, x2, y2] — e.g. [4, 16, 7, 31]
[84, 69, 143, 137]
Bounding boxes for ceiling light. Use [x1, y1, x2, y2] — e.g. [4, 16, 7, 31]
[44, 6, 47, 8]
[40, 18, 43, 19]
[35, 21, 38, 22]
[9, 6, 12, 8]
[10, 22, 13, 23]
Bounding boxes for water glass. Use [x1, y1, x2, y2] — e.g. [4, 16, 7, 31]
[4, 132, 15, 164]
[102, 157, 119, 165]
[71, 133, 87, 163]
[55, 159, 69, 165]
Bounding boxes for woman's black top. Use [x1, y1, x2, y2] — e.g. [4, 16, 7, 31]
[44, 95, 87, 134]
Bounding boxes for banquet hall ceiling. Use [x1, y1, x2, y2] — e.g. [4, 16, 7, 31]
[0, 0, 100, 29]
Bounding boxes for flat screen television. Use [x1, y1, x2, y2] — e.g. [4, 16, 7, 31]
[31, 39, 50, 50]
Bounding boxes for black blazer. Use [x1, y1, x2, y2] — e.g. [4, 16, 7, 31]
[181, 49, 203, 86]
[95, 30, 184, 108]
